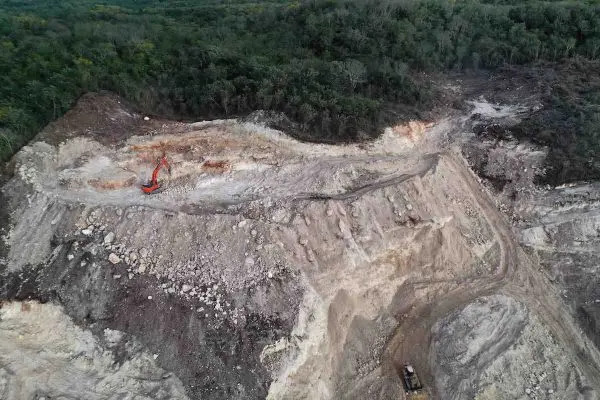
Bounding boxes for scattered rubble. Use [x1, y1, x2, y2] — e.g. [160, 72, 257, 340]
[1, 88, 600, 400]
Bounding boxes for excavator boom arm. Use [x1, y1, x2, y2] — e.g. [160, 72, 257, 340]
[150, 156, 170, 184]
[142, 155, 171, 194]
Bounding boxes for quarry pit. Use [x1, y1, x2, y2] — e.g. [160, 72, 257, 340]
[1, 88, 600, 400]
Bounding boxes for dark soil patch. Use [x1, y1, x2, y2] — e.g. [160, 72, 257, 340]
[0, 234, 300, 400]
[508, 59, 600, 185]
[35, 92, 194, 148]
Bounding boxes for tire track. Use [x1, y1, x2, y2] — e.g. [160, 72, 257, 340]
[382, 151, 600, 399]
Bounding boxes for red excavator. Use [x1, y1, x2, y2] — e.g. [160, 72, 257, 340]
[141, 154, 171, 194]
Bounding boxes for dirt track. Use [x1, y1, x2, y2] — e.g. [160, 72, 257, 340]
[297, 153, 440, 202]
[385, 153, 600, 399]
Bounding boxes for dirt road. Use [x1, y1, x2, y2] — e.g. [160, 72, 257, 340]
[384, 153, 600, 399]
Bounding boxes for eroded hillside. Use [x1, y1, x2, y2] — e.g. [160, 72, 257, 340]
[1, 90, 599, 400]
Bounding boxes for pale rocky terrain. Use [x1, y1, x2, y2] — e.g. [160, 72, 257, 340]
[0, 301, 188, 400]
[1, 84, 600, 400]
[433, 295, 595, 400]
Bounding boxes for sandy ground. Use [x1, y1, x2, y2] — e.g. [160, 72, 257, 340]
[1, 89, 599, 400]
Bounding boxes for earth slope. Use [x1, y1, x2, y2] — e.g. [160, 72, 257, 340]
[1, 92, 599, 400]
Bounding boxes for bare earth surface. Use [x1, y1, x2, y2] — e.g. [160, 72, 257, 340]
[1, 85, 600, 400]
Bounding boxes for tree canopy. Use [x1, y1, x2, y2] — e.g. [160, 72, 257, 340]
[2, 0, 600, 183]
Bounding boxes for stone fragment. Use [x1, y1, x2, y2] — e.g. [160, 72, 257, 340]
[108, 253, 120, 264]
[104, 232, 115, 245]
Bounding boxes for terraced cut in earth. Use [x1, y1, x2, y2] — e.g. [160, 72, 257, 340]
[1, 91, 599, 400]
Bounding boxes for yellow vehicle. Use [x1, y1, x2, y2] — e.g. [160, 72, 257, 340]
[402, 364, 429, 399]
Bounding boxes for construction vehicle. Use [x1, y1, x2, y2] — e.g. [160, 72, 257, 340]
[402, 364, 429, 399]
[141, 154, 171, 194]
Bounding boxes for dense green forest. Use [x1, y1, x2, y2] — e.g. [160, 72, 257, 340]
[1, 0, 600, 183]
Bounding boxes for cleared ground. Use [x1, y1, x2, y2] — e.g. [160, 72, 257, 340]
[1, 88, 599, 400]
